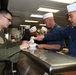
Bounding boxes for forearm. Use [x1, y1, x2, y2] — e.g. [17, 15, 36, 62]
[0, 46, 20, 60]
[42, 44, 61, 50]
[5, 41, 22, 48]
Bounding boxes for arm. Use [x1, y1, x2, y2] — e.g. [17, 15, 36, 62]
[5, 41, 22, 48]
[36, 26, 70, 41]
[0, 41, 29, 60]
[44, 26, 70, 41]
[37, 44, 61, 50]
[0, 46, 20, 60]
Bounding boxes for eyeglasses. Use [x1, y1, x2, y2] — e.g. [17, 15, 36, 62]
[2, 15, 12, 22]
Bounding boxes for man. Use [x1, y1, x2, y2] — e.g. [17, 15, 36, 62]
[0, 9, 29, 74]
[29, 26, 48, 44]
[21, 25, 31, 41]
[37, 12, 64, 52]
[29, 26, 42, 44]
[29, 26, 38, 37]
[36, 3, 76, 57]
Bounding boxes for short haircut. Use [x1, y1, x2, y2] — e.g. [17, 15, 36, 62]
[0, 9, 12, 16]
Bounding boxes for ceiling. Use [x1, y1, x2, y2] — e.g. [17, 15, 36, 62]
[8, 0, 71, 28]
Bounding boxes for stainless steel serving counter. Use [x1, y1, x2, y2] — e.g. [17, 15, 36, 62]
[21, 48, 76, 75]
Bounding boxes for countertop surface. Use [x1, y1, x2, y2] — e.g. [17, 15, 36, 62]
[22, 48, 76, 74]
[29, 48, 76, 66]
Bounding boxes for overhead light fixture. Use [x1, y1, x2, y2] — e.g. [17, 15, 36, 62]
[20, 25, 30, 26]
[37, 7, 59, 13]
[25, 20, 38, 23]
[51, 0, 76, 4]
[30, 14, 43, 18]
[39, 24, 46, 26]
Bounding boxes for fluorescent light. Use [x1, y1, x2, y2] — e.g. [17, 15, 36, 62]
[51, 0, 76, 4]
[20, 25, 30, 26]
[30, 14, 43, 18]
[25, 20, 38, 23]
[39, 24, 46, 26]
[20, 25, 26, 26]
[37, 7, 59, 13]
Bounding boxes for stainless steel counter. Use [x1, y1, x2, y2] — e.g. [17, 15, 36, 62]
[21, 48, 76, 75]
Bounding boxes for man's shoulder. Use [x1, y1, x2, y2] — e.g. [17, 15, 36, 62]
[55, 24, 63, 30]
[64, 25, 72, 30]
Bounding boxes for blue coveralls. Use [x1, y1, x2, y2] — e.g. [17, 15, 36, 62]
[46, 24, 64, 52]
[44, 25, 76, 57]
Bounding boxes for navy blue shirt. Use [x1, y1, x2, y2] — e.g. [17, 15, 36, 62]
[44, 25, 76, 57]
[45, 24, 64, 52]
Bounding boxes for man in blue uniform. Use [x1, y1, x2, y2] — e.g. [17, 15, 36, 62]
[36, 3, 76, 57]
[37, 13, 64, 52]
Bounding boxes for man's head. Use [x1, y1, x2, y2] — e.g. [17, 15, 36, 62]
[0, 9, 12, 29]
[43, 12, 55, 28]
[40, 27, 47, 35]
[67, 3, 76, 27]
[29, 26, 38, 37]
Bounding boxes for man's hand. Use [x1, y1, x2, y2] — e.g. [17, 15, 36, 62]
[35, 35, 44, 41]
[20, 41, 29, 52]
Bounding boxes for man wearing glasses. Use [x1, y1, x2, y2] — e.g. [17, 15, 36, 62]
[0, 9, 29, 75]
